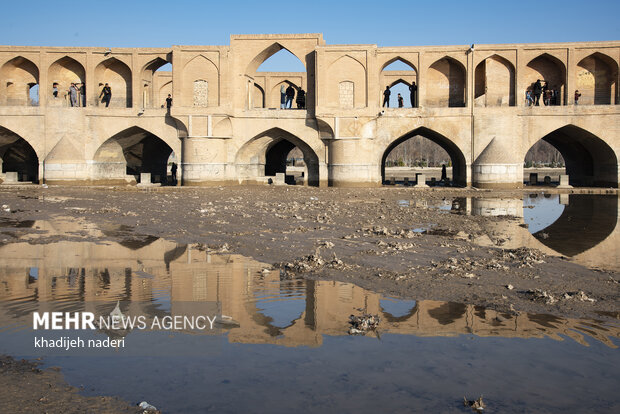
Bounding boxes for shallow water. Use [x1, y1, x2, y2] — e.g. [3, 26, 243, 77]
[0, 226, 618, 413]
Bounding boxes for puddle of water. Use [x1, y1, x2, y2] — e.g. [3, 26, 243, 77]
[0, 228, 618, 413]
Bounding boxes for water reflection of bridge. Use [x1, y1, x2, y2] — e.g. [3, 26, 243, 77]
[0, 223, 617, 348]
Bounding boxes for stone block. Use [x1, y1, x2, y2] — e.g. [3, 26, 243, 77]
[415, 173, 428, 187]
[274, 173, 286, 185]
[140, 173, 151, 184]
[4, 172, 19, 183]
[557, 174, 573, 189]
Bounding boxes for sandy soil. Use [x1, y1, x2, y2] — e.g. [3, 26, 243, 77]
[0, 184, 618, 412]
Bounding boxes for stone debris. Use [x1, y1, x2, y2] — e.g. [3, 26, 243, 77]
[348, 314, 380, 335]
[527, 289, 557, 305]
[138, 401, 159, 413]
[500, 247, 546, 267]
[506, 284, 514, 290]
[563, 290, 596, 302]
[463, 395, 486, 412]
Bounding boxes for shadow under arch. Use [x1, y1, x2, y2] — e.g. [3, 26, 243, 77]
[381, 127, 467, 186]
[93, 126, 173, 184]
[0, 125, 39, 183]
[532, 194, 618, 257]
[527, 125, 618, 187]
[236, 127, 320, 186]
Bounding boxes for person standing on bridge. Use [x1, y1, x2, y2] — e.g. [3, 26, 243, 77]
[79, 82, 86, 107]
[533, 80, 542, 106]
[285, 84, 295, 109]
[441, 164, 447, 182]
[170, 162, 178, 185]
[383, 86, 391, 107]
[574, 90, 582, 105]
[166, 94, 172, 112]
[280, 84, 286, 109]
[409, 81, 417, 107]
[99, 83, 112, 107]
[296, 88, 306, 109]
[69, 83, 78, 107]
[397, 93, 404, 108]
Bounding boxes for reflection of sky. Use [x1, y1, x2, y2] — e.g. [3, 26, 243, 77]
[380, 297, 417, 317]
[254, 283, 306, 329]
[523, 194, 565, 233]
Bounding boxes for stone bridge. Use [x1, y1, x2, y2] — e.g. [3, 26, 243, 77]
[0, 34, 618, 188]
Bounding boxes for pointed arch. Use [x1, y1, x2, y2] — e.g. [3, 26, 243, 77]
[245, 42, 307, 75]
[380, 56, 417, 73]
[235, 127, 320, 186]
[141, 56, 171, 108]
[0, 125, 39, 183]
[576, 52, 618, 105]
[327, 55, 367, 108]
[48, 56, 85, 104]
[526, 124, 618, 187]
[270, 80, 299, 108]
[428, 56, 466, 107]
[381, 126, 467, 186]
[182, 55, 219, 107]
[526, 53, 566, 105]
[0, 56, 39, 106]
[95, 57, 132, 107]
[158, 80, 172, 108]
[475, 54, 515, 106]
[253, 83, 265, 108]
[93, 126, 173, 185]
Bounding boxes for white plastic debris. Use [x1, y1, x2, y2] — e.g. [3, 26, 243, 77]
[138, 401, 158, 411]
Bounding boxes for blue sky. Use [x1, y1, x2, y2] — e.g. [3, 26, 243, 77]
[3, 0, 618, 48]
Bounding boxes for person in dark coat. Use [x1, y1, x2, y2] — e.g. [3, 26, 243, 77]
[441, 164, 447, 181]
[397, 93, 403, 108]
[285, 85, 295, 109]
[99, 83, 112, 107]
[533, 79, 542, 106]
[383, 86, 391, 107]
[409, 81, 417, 107]
[170, 162, 178, 185]
[296, 88, 306, 109]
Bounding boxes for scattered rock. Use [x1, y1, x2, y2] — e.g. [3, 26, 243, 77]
[463, 395, 486, 412]
[348, 314, 380, 335]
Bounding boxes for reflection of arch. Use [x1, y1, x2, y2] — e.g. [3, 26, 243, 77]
[95, 57, 132, 107]
[141, 57, 170, 108]
[93, 126, 173, 184]
[327, 55, 367, 108]
[475, 54, 515, 106]
[0, 125, 39, 183]
[235, 127, 320, 186]
[0, 56, 39, 106]
[527, 125, 617, 187]
[576, 53, 618, 105]
[48, 56, 85, 102]
[427, 302, 467, 325]
[379, 299, 418, 323]
[381, 127, 467, 186]
[526, 53, 566, 105]
[533, 195, 617, 256]
[428, 57, 466, 107]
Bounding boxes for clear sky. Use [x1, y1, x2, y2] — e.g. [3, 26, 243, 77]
[2, 0, 618, 48]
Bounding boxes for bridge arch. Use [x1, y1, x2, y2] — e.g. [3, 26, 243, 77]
[0, 56, 39, 106]
[0, 125, 39, 183]
[380, 126, 467, 186]
[48, 56, 85, 105]
[427, 57, 466, 107]
[95, 57, 132, 107]
[526, 53, 566, 105]
[525, 125, 618, 187]
[141, 56, 172, 108]
[92, 126, 174, 184]
[576, 52, 618, 105]
[245, 43, 307, 75]
[475, 54, 515, 106]
[235, 127, 320, 186]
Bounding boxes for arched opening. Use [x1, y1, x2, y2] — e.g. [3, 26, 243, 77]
[141, 56, 172, 109]
[0, 57, 39, 106]
[253, 83, 265, 108]
[380, 58, 417, 108]
[428, 57, 466, 107]
[93, 127, 173, 185]
[250, 46, 307, 110]
[0, 126, 39, 183]
[381, 127, 467, 186]
[525, 125, 617, 187]
[474, 55, 515, 107]
[48, 56, 85, 107]
[576, 53, 618, 105]
[94, 58, 132, 107]
[524, 140, 565, 185]
[526, 53, 566, 106]
[183, 55, 219, 107]
[236, 128, 320, 186]
[327, 55, 366, 109]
